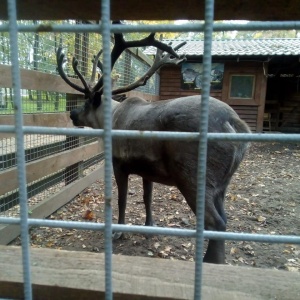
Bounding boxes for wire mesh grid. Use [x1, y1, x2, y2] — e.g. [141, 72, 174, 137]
[0, 22, 158, 115]
[0, 16, 158, 224]
[0, 152, 104, 217]
[114, 51, 159, 95]
[0, 0, 300, 299]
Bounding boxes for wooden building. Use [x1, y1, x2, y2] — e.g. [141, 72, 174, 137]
[145, 39, 300, 132]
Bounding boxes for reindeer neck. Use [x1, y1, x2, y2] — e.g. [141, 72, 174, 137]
[111, 99, 121, 112]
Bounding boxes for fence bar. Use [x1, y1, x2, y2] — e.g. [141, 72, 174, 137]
[1, 217, 300, 244]
[1, 125, 300, 142]
[0, 2, 300, 300]
[1, 21, 300, 33]
[6, 0, 32, 299]
[194, 0, 215, 299]
[101, 0, 113, 299]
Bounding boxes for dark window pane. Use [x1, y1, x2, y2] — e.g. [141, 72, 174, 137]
[230, 75, 255, 99]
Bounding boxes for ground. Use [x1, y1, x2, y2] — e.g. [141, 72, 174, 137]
[11, 142, 300, 271]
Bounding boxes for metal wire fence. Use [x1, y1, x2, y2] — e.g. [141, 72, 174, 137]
[0, 0, 300, 299]
[0, 18, 159, 219]
[0, 20, 159, 115]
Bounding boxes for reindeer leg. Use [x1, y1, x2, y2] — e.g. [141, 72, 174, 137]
[177, 181, 226, 264]
[113, 164, 128, 240]
[203, 189, 227, 264]
[143, 179, 154, 226]
[203, 239, 225, 264]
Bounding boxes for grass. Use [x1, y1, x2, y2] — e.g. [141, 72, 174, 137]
[0, 97, 67, 114]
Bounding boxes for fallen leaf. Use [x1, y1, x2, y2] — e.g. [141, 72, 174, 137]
[257, 216, 266, 222]
[182, 242, 191, 249]
[165, 246, 172, 252]
[282, 249, 291, 254]
[230, 247, 238, 255]
[158, 251, 168, 258]
[154, 242, 160, 250]
[238, 257, 245, 263]
[244, 244, 253, 251]
[82, 209, 95, 220]
[82, 196, 92, 205]
[170, 194, 177, 200]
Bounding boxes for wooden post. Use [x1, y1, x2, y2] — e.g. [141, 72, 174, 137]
[64, 27, 89, 186]
[64, 93, 84, 185]
[123, 50, 132, 87]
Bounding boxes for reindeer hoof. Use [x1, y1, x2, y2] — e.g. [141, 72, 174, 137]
[112, 232, 123, 240]
[143, 222, 156, 239]
[145, 221, 156, 227]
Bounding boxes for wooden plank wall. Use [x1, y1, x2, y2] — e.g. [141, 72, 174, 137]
[0, 0, 298, 21]
[159, 65, 258, 132]
[279, 92, 300, 132]
[231, 105, 258, 132]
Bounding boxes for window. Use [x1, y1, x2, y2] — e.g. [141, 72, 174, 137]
[229, 75, 255, 99]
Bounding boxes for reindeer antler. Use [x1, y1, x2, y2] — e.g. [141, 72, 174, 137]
[56, 21, 187, 102]
[91, 21, 184, 93]
[91, 49, 103, 83]
[56, 48, 86, 94]
[112, 39, 187, 95]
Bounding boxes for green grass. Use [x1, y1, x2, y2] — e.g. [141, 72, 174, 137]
[0, 97, 67, 114]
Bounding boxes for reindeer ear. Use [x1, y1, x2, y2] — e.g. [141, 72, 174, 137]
[93, 91, 102, 107]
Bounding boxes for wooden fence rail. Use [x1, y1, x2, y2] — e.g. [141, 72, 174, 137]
[0, 63, 158, 246]
[0, 65, 103, 245]
[0, 245, 299, 300]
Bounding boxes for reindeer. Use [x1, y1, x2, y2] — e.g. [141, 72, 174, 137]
[56, 27, 251, 264]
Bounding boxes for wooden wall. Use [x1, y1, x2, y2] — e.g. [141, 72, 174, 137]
[0, 0, 299, 21]
[279, 92, 300, 132]
[159, 62, 267, 132]
[160, 66, 223, 102]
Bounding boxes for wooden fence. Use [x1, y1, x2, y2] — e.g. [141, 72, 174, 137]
[0, 60, 159, 245]
[0, 65, 103, 244]
[1, 245, 299, 299]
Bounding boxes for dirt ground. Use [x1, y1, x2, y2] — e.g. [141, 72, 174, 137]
[11, 142, 300, 271]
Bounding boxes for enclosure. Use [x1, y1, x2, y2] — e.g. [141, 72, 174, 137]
[0, 0, 300, 299]
[0, 21, 158, 244]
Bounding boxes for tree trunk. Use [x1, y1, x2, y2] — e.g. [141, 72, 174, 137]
[54, 92, 60, 111]
[33, 20, 42, 111]
[28, 89, 33, 101]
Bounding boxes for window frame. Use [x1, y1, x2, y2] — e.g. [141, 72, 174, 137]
[228, 74, 256, 100]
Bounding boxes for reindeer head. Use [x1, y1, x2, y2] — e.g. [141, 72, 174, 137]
[56, 22, 187, 129]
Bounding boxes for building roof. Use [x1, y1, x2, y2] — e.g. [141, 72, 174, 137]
[144, 38, 300, 56]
